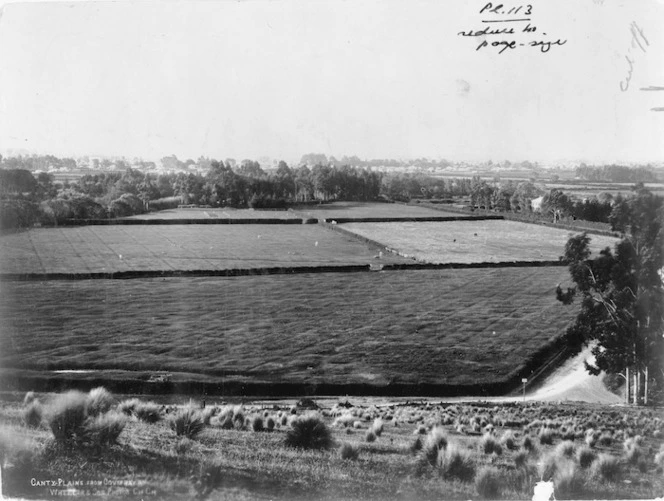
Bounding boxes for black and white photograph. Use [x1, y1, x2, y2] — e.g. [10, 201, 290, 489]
[0, 0, 662, 499]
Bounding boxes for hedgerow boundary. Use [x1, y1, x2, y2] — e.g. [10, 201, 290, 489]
[0, 259, 567, 281]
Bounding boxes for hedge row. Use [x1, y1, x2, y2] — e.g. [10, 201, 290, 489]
[52, 218, 318, 226]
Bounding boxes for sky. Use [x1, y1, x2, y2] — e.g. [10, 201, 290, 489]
[0, 0, 662, 165]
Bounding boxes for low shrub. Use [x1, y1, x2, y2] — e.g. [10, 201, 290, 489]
[474, 466, 502, 499]
[284, 413, 332, 450]
[480, 434, 503, 455]
[410, 436, 423, 454]
[339, 442, 359, 461]
[23, 400, 42, 428]
[590, 453, 621, 481]
[86, 387, 115, 417]
[169, 407, 205, 439]
[365, 430, 376, 443]
[134, 402, 162, 423]
[47, 391, 89, 444]
[233, 410, 246, 431]
[266, 416, 276, 432]
[438, 444, 476, 482]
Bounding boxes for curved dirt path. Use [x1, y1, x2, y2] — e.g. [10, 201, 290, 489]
[525, 346, 622, 404]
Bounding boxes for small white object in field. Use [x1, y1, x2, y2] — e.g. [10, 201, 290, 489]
[315, 241, 318, 246]
[257, 235, 261, 239]
[532, 480, 554, 501]
[118, 254, 123, 259]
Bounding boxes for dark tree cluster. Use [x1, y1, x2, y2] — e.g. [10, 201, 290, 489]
[557, 188, 663, 405]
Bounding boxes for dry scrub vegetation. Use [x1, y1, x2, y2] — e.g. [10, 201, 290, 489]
[1, 389, 663, 500]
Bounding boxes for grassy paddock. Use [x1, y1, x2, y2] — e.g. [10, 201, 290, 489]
[340, 221, 618, 264]
[290, 202, 460, 220]
[0, 224, 410, 275]
[1, 267, 575, 391]
[0, 395, 661, 500]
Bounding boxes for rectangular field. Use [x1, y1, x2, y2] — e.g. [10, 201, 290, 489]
[123, 208, 301, 220]
[0, 224, 410, 274]
[0, 267, 576, 387]
[341, 220, 618, 264]
[291, 201, 459, 219]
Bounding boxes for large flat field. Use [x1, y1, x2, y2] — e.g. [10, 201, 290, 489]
[0, 267, 575, 387]
[124, 208, 301, 220]
[0, 224, 410, 274]
[291, 202, 459, 219]
[341, 220, 618, 264]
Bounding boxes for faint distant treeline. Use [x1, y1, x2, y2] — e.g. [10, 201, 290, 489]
[575, 164, 657, 183]
[0, 154, 636, 230]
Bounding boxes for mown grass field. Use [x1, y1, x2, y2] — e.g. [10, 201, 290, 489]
[0, 225, 410, 275]
[124, 208, 302, 220]
[341, 221, 618, 264]
[0, 268, 575, 388]
[291, 202, 459, 220]
[1, 393, 662, 500]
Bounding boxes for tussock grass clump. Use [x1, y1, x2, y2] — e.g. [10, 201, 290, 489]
[480, 433, 502, 455]
[251, 416, 264, 432]
[365, 430, 376, 443]
[23, 391, 36, 406]
[597, 432, 613, 446]
[284, 413, 332, 450]
[554, 462, 585, 499]
[88, 388, 114, 415]
[514, 450, 529, 468]
[590, 453, 621, 481]
[410, 436, 423, 454]
[233, 410, 246, 431]
[372, 419, 384, 437]
[576, 446, 596, 469]
[538, 453, 559, 481]
[421, 427, 448, 466]
[86, 387, 115, 417]
[83, 411, 126, 446]
[200, 407, 216, 425]
[438, 443, 476, 482]
[47, 391, 89, 444]
[118, 398, 142, 416]
[339, 442, 359, 461]
[266, 416, 276, 432]
[474, 466, 502, 499]
[23, 400, 43, 428]
[555, 440, 576, 458]
[169, 407, 205, 439]
[539, 428, 555, 445]
[522, 435, 536, 452]
[500, 430, 518, 450]
[134, 402, 162, 423]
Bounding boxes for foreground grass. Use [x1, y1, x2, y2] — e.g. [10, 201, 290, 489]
[1, 394, 662, 500]
[0, 268, 574, 388]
